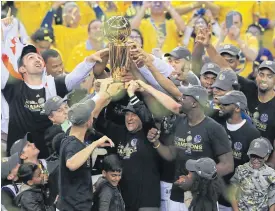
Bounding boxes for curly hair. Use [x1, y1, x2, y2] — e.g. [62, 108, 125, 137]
[189, 173, 226, 211]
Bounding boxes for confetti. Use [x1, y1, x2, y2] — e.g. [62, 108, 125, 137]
[44, 29, 48, 34]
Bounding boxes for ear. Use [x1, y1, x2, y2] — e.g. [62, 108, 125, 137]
[20, 153, 26, 160]
[18, 66, 26, 75]
[27, 180, 33, 186]
[264, 155, 269, 161]
[48, 115, 54, 123]
[102, 170, 107, 177]
[235, 106, 241, 113]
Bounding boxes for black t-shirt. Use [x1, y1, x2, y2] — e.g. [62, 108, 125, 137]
[95, 117, 161, 211]
[2, 76, 67, 158]
[238, 76, 275, 144]
[168, 116, 231, 202]
[219, 120, 261, 206]
[58, 136, 93, 211]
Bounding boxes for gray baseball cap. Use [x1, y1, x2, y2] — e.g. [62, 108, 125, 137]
[217, 90, 247, 110]
[68, 98, 96, 126]
[258, 60, 275, 74]
[43, 96, 68, 116]
[164, 47, 191, 61]
[186, 158, 217, 180]
[179, 85, 208, 106]
[10, 133, 33, 156]
[200, 62, 221, 76]
[218, 44, 241, 58]
[212, 70, 238, 91]
[1, 153, 20, 179]
[247, 137, 271, 158]
[170, 71, 201, 87]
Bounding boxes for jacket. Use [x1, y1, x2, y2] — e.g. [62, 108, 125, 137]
[14, 184, 55, 211]
[92, 177, 125, 211]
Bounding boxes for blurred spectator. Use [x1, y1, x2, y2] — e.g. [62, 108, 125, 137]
[42, 49, 64, 77]
[131, 1, 185, 54]
[14, 2, 52, 35]
[250, 48, 274, 81]
[1, 8, 29, 44]
[215, 11, 258, 77]
[41, 2, 87, 62]
[30, 27, 60, 55]
[65, 19, 104, 72]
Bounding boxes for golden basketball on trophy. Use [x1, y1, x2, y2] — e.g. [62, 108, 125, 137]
[103, 16, 131, 82]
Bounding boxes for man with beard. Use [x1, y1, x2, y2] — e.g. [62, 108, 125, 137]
[139, 82, 233, 211]
[237, 60, 275, 168]
[216, 90, 261, 210]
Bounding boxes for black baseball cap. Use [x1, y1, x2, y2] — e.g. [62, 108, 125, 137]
[258, 60, 275, 74]
[17, 45, 39, 68]
[164, 47, 191, 61]
[217, 90, 247, 110]
[186, 158, 217, 180]
[200, 62, 221, 76]
[179, 85, 208, 106]
[212, 70, 238, 91]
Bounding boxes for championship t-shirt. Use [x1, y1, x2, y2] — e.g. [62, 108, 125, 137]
[238, 76, 275, 144]
[168, 116, 232, 202]
[2, 76, 67, 158]
[58, 136, 93, 211]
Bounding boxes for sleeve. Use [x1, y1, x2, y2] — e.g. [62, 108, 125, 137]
[64, 60, 96, 91]
[268, 183, 275, 207]
[208, 121, 232, 156]
[98, 186, 113, 211]
[41, 8, 55, 30]
[151, 56, 173, 77]
[138, 66, 167, 92]
[54, 75, 68, 97]
[230, 166, 241, 185]
[64, 142, 82, 162]
[20, 192, 45, 211]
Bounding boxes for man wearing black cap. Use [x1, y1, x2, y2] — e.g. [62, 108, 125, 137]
[2, 42, 109, 158]
[94, 80, 161, 211]
[199, 62, 221, 97]
[217, 44, 244, 73]
[144, 83, 233, 210]
[216, 90, 261, 209]
[237, 61, 275, 167]
[58, 91, 114, 211]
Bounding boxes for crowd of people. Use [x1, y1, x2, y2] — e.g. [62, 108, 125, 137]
[1, 1, 275, 211]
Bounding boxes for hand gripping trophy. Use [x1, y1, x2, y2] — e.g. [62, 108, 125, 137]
[103, 16, 131, 82]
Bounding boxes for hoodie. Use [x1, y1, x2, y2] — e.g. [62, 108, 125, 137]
[92, 177, 125, 211]
[14, 184, 55, 211]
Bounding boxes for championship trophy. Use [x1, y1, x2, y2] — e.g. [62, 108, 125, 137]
[103, 16, 131, 82]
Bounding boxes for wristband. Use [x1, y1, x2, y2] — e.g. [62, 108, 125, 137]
[153, 142, 161, 149]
